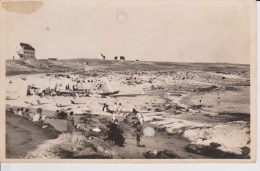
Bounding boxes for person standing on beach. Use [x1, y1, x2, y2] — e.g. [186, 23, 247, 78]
[199, 96, 203, 105]
[137, 112, 144, 126]
[136, 122, 143, 147]
[139, 113, 144, 125]
[15, 108, 23, 117]
[67, 111, 75, 133]
[32, 108, 44, 126]
[103, 103, 110, 113]
[54, 110, 60, 119]
[112, 102, 118, 122]
[217, 94, 221, 104]
[132, 107, 138, 116]
[23, 108, 30, 120]
[108, 121, 116, 146]
[118, 103, 122, 116]
[33, 108, 42, 122]
[198, 96, 203, 113]
[108, 119, 125, 147]
[102, 103, 107, 112]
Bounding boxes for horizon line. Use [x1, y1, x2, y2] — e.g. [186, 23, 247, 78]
[5, 57, 250, 65]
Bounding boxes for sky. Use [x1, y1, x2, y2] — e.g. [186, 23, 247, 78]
[1, 0, 254, 64]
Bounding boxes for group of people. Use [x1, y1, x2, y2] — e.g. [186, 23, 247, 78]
[107, 119, 125, 147]
[102, 102, 123, 122]
[199, 94, 221, 106]
[102, 102, 144, 126]
[10, 105, 77, 133]
[112, 102, 123, 122]
[10, 107, 48, 128]
[9, 101, 146, 148]
[106, 119, 144, 147]
[101, 102, 146, 147]
[55, 109, 69, 119]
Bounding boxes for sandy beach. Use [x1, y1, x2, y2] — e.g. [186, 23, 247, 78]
[5, 59, 251, 159]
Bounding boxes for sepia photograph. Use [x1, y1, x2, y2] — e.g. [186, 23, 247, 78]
[0, 0, 256, 162]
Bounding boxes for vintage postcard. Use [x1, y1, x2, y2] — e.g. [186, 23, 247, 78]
[0, 0, 257, 162]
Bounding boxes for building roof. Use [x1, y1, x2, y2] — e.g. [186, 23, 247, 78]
[20, 42, 35, 50]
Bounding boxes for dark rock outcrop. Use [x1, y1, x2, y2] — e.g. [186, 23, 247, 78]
[185, 143, 250, 159]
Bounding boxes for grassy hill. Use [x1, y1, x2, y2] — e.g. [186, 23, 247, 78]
[6, 58, 249, 76]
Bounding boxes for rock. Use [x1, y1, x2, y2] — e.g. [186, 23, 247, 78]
[162, 150, 181, 158]
[143, 150, 158, 159]
[53, 147, 74, 158]
[185, 143, 250, 159]
[155, 126, 166, 132]
[179, 108, 188, 112]
[210, 142, 221, 148]
[99, 117, 109, 124]
[185, 144, 204, 155]
[154, 108, 162, 112]
[143, 150, 181, 159]
[241, 146, 250, 158]
[175, 111, 182, 115]
[166, 128, 184, 135]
